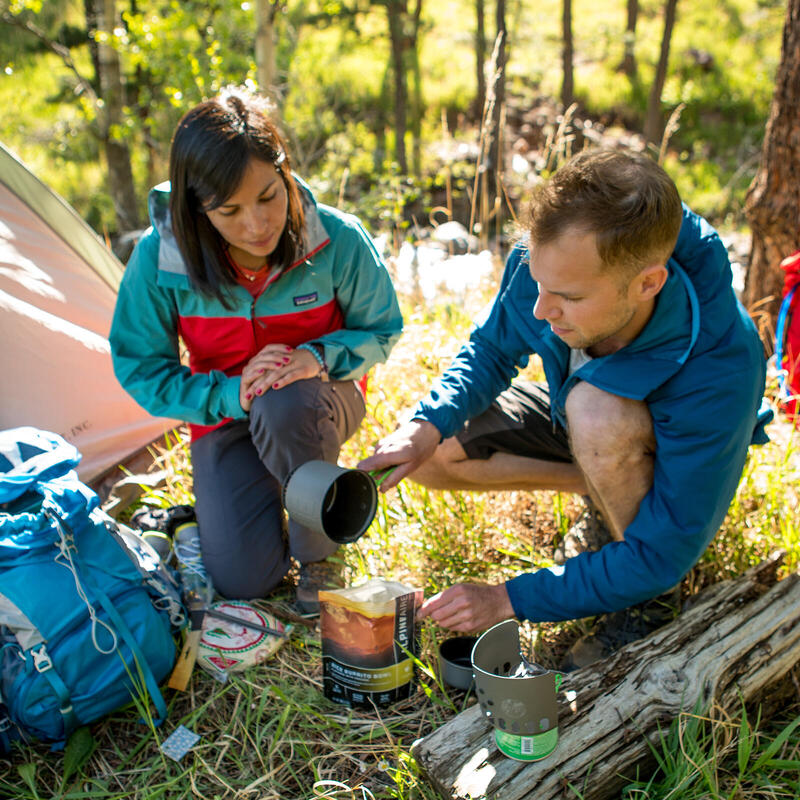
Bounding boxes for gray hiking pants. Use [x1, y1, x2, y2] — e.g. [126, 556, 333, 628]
[190, 377, 366, 599]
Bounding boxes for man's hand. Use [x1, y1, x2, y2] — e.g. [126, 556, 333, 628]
[357, 418, 441, 491]
[419, 582, 515, 634]
[239, 345, 321, 412]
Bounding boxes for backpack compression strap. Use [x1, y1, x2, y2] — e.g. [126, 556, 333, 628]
[78, 572, 169, 725]
[43, 508, 169, 726]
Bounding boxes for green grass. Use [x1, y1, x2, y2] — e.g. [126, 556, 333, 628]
[2, 272, 799, 798]
[622, 704, 800, 799]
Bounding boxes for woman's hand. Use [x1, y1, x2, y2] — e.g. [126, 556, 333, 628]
[239, 344, 322, 412]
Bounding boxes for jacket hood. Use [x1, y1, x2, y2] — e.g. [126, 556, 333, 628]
[670, 205, 741, 347]
[564, 263, 699, 402]
[146, 175, 330, 280]
[502, 246, 699, 419]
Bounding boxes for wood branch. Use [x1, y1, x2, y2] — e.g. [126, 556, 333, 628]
[0, 10, 99, 108]
[412, 554, 800, 800]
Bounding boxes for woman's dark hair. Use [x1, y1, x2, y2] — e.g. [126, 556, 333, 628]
[168, 86, 305, 300]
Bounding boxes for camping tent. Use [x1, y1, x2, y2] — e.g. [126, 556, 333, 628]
[0, 141, 174, 482]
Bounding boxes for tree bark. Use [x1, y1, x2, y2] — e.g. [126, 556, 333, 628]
[386, 1, 409, 173]
[486, 0, 506, 244]
[561, 0, 574, 108]
[644, 0, 678, 144]
[413, 554, 800, 800]
[743, 0, 800, 327]
[618, 0, 638, 78]
[83, 0, 101, 93]
[409, 0, 423, 177]
[95, 0, 140, 232]
[474, 0, 487, 119]
[255, 0, 280, 107]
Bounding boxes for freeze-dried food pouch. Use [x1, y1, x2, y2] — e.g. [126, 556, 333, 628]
[319, 578, 422, 706]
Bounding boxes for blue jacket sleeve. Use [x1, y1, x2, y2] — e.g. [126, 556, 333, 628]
[109, 230, 246, 425]
[411, 246, 535, 437]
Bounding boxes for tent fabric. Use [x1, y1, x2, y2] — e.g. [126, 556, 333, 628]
[0, 141, 175, 481]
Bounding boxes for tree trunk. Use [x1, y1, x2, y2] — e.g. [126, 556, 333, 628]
[386, 1, 408, 173]
[413, 554, 800, 800]
[409, 0, 424, 177]
[561, 0, 574, 108]
[374, 64, 391, 173]
[83, 0, 101, 93]
[255, 0, 279, 107]
[487, 0, 506, 244]
[95, 0, 140, 232]
[619, 0, 638, 77]
[743, 0, 800, 327]
[474, 0, 487, 119]
[644, 0, 678, 144]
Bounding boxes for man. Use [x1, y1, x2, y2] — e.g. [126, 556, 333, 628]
[360, 149, 768, 667]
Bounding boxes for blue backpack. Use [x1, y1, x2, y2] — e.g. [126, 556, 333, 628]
[0, 428, 184, 751]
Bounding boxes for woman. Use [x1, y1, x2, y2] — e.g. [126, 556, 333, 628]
[110, 87, 403, 612]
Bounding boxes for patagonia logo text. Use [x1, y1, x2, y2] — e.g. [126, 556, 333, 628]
[294, 292, 318, 306]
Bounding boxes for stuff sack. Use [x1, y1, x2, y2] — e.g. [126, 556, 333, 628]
[319, 578, 422, 707]
[0, 427, 184, 751]
[776, 251, 800, 427]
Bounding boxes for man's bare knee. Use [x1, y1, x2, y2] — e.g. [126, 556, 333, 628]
[566, 382, 654, 537]
[566, 383, 655, 478]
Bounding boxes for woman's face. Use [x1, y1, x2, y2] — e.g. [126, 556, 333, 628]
[205, 158, 289, 269]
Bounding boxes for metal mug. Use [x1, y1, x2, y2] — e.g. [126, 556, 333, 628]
[282, 460, 390, 544]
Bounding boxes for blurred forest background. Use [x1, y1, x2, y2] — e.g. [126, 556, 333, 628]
[0, 0, 787, 276]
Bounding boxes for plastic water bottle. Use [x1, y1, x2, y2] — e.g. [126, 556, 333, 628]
[173, 520, 214, 608]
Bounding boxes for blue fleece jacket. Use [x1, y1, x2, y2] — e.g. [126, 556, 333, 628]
[412, 206, 768, 622]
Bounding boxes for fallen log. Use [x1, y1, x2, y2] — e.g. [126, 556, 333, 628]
[412, 554, 800, 800]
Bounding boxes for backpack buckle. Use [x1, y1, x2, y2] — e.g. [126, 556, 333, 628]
[31, 645, 52, 673]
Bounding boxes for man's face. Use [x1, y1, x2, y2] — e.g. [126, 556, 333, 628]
[529, 229, 648, 357]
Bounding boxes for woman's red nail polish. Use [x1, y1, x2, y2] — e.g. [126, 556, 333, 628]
[245, 393, 252, 400]
[259, 368, 265, 374]
[284, 346, 291, 351]
[256, 388, 262, 395]
[273, 383, 279, 389]
[282, 358, 290, 364]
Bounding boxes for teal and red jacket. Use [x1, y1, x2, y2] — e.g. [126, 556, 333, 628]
[110, 179, 403, 439]
[412, 206, 769, 622]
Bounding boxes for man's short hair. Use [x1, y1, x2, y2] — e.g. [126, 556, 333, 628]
[528, 150, 683, 276]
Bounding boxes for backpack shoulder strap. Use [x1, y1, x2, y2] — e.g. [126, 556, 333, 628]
[776, 285, 798, 400]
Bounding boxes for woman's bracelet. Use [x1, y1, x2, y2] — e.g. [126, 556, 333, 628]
[297, 343, 328, 379]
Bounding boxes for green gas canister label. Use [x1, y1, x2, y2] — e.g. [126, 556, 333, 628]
[494, 727, 558, 762]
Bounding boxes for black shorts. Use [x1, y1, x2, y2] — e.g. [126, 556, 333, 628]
[455, 381, 573, 463]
